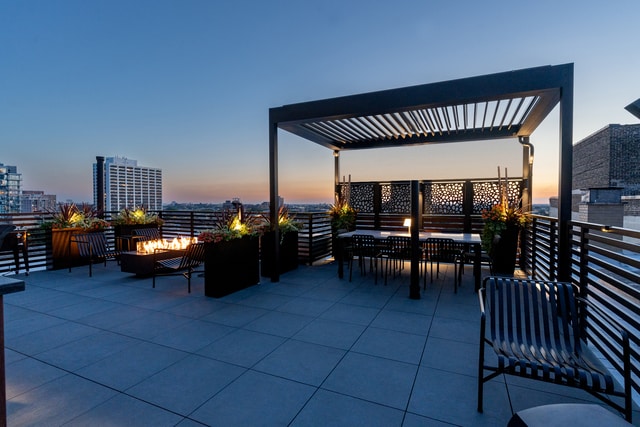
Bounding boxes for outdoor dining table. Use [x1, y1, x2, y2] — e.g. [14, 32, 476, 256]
[336, 230, 483, 293]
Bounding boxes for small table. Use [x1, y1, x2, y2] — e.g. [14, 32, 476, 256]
[508, 403, 632, 426]
[120, 250, 185, 276]
[0, 276, 26, 425]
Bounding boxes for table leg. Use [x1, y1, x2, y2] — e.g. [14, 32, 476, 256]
[474, 243, 481, 292]
[337, 238, 344, 279]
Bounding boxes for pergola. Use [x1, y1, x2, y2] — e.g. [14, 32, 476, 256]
[269, 63, 574, 295]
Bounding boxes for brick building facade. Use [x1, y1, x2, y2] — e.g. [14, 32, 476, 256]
[573, 124, 640, 195]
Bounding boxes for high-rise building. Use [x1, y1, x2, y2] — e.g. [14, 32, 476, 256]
[93, 156, 162, 212]
[21, 190, 56, 213]
[0, 163, 22, 214]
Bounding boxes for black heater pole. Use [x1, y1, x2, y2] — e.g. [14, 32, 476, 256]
[96, 156, 105, 218]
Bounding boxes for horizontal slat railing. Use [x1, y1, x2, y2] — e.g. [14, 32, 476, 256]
[526, 215, 640, 397]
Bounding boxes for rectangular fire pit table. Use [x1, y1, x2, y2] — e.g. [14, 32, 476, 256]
[120, 249, 186, 276]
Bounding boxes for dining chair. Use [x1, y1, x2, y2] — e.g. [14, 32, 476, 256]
[458, 246, 493, 284]
[378, 236, 411, 285]
[348, 234, 378, 283]
[422, 237, 463, 292]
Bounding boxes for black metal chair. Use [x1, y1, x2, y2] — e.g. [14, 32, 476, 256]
[133, 227, 161, 241]
[457, 246, 493, 284]
[69, 232, 121, 277]
[378, 236, 411, 285]
[422, 238, 463, 292]
[348, 234, 378, 283]
[152, 242, 205, 293]
[478, 276, 632, 422]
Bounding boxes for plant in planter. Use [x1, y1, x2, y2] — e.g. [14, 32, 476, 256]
[481, 168, 528, 275]
[329, 199, 357, 259]
[329, 199, 357, 232]
[41, 202, 109, 231]
[111, 206, 164, 250]
[41, 202, 110, 269]
[198, 208, 260, 298]
[260, 206, 302, 277]
[111, 206, 164, 227]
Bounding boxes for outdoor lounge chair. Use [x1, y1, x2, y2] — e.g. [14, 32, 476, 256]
[152, 242, 205, 293]
[69, 232, 121, 277]
[478, 276, 633, 422]
[132, 227, 161, 241]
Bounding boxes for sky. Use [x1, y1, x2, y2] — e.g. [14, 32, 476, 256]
[1, 0, 639, 205]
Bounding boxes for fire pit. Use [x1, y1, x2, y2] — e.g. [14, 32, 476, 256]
[121, 237, 197, 276]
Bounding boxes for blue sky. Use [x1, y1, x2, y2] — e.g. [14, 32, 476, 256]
[1, 0, 638, 204]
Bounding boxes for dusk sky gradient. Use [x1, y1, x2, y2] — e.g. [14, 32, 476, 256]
[1, 1, 638, 204]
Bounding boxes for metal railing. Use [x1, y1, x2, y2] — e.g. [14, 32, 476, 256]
[0, 211, 334, 273]
[525, 215, 640, 397]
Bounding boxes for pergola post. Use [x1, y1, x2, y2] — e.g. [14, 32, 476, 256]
[410, 180, 421, 299]
[269, 113, 280, 283]
[519, 136, 533, 213]
[557, 64, 574, 282]
[334, 150, 340, 204]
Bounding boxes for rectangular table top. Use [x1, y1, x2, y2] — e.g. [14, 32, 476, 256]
[338, 230, 481, 244]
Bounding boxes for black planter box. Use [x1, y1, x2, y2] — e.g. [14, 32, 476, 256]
[204, 236, 259, 298]
[490, 226, 520, 275]
[260, 231, 299, 277]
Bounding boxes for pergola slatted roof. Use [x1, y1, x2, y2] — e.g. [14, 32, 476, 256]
[290, 95, 543, 147]
[272, 65, 565, 151]
[268, 63, 574, 286]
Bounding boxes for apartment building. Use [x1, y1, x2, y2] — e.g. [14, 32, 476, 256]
[93, 156, 162, 212]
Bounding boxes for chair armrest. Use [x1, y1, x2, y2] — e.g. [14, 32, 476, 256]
[478, 287, 486, 317]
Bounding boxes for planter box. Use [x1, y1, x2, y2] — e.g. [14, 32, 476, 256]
[261, 231, 298, 277]
[47, 228, 91, 270]
[204, 236, 259, 298]
[490, 226, 520, 276]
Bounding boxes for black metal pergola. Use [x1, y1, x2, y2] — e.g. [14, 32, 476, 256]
[269, 63, 574, 296]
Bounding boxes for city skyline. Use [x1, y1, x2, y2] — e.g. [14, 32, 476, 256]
[1, 1, 639, 204]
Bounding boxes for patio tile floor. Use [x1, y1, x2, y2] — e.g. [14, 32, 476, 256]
[4, 260, 639, 426]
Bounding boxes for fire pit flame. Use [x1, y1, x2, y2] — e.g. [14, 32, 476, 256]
[137, 237, 196, 254]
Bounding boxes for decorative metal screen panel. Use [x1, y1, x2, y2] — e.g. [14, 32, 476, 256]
[472, 180, 522, 213]
[346, 183, 374, 213]
[423, 182, 464, 214]
[381, 183, 411, 213]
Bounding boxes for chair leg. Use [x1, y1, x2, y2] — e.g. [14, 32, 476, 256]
[477, 333, 486, 413]
[349, 256, 355, 282]
[454, 262, 458, 293]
